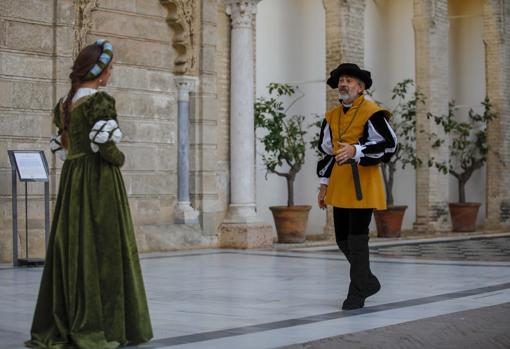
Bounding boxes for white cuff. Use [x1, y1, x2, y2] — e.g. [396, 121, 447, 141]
[55, 149, 67, 161]
[319, 177, 329, 186]
[90, 143, 99, 153]
[50, 135, 67, 160]
[352, 144, 365, 163]
[49, 135, 62, 152]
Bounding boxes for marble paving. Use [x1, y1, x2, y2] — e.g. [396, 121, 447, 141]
[1, 236, 510, 349]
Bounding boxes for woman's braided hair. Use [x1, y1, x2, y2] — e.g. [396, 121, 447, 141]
[61, 44, 103, 149]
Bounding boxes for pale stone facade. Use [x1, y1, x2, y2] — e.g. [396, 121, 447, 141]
[0, 0, 219, 262]
[1, 0, 509, 262]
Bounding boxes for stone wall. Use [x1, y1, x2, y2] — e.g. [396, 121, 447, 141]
[0, 0, 220, 262]
[0, 0, 74, 262]
[89, 1, 178, 239]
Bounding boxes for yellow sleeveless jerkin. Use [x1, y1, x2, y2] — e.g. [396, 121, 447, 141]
[324, 95, 387, 210]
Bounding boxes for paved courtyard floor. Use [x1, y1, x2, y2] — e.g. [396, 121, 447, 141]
[1, 234, 509, 349]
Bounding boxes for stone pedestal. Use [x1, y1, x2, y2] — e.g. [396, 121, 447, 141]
[174, 201, 199, 225]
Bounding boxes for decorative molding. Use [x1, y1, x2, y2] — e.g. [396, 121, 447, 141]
[225, 0, 259, 29]
[73, 0, 98, 59]
[160, 0, 198, 75]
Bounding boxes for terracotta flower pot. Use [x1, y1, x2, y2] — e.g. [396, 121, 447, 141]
[448, 202, 480, 232]
[374, 205, 407, 238]
[270, 205, 311, 243]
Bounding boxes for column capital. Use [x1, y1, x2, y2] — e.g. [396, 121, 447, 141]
[175, 75, 198, 102]
[224, 0, 260, 28]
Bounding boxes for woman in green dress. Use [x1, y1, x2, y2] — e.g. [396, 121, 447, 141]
[26, 40, 153, 349]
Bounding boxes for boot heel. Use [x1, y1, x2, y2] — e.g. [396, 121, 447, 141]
[364, 274, 381, 298]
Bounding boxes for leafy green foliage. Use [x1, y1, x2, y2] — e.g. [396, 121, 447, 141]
[255, 83, 307, 207]
[309, 114, 324, 159]
[380, 79, 424, 206]
[428, 97, 497, 203]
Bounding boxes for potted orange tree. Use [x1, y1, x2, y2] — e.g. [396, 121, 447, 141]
[428, 98, 497, 232]
[255, 83, 311, 243]
[372, 79, 424, 237]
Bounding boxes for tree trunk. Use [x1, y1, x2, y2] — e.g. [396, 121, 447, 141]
[381, 162, 395, 206]
[287, 174, 295, 207]
[458, 178, 466, 203]
[387, 162, 395, 206]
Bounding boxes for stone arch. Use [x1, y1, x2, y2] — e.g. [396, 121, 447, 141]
[160, 0, 198, 75]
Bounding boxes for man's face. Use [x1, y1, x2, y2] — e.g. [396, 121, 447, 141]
[338, 75, 364, 103]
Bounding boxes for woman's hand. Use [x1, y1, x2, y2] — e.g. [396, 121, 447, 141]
[335, 142, 355, 164]
[318, 184, 327, 209]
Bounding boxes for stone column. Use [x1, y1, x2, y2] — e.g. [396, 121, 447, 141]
[322, 0, 366, 239]
[219, 0, 273, 248]
[412, 0, 450, 233]
[323, 0, 367, 110]
[175, 76, 199, 224]
[483, 0, 510, 230]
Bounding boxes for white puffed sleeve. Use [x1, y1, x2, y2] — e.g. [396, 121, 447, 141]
[88, 119, 123, 153]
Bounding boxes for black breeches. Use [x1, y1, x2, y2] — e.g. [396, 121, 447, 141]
[333, 207, 373, 242]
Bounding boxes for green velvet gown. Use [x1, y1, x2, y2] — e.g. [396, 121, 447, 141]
[26, 92, 153, 349]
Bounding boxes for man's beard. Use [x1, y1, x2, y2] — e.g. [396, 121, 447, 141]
[339, 91, 350, 100]
[339, 90, 356, 102]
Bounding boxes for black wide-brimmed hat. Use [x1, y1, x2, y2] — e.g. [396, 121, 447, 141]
[327, 63, 372, 90]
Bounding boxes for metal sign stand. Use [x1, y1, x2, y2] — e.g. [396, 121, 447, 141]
[7, 150, 50, 267]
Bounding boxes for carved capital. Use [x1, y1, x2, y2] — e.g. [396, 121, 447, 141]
[225, 0, 260, 29]
[175, 76, 198, 102]
[160, 0, 198, 75]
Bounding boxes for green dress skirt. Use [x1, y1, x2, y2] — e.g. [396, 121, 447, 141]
[26, 92, 153, 349]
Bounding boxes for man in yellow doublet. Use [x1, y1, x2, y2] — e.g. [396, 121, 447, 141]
[317, 63, 397, 310]
[324, 95, 388, 209]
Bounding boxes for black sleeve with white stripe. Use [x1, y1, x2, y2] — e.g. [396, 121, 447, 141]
[316, 119, 335, 183]
[318, 119, 333, 155]
[358, 110, 397, 166]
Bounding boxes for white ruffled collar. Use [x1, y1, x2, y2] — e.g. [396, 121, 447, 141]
[72, 88, 97, 102]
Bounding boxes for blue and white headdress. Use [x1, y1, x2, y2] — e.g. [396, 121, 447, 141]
[86, 39, 113, 80]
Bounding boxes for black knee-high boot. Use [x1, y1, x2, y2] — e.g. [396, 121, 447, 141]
[337, 240, 351, 262]
[338, 238, 379, 295]
[342, 235, 381, 310]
